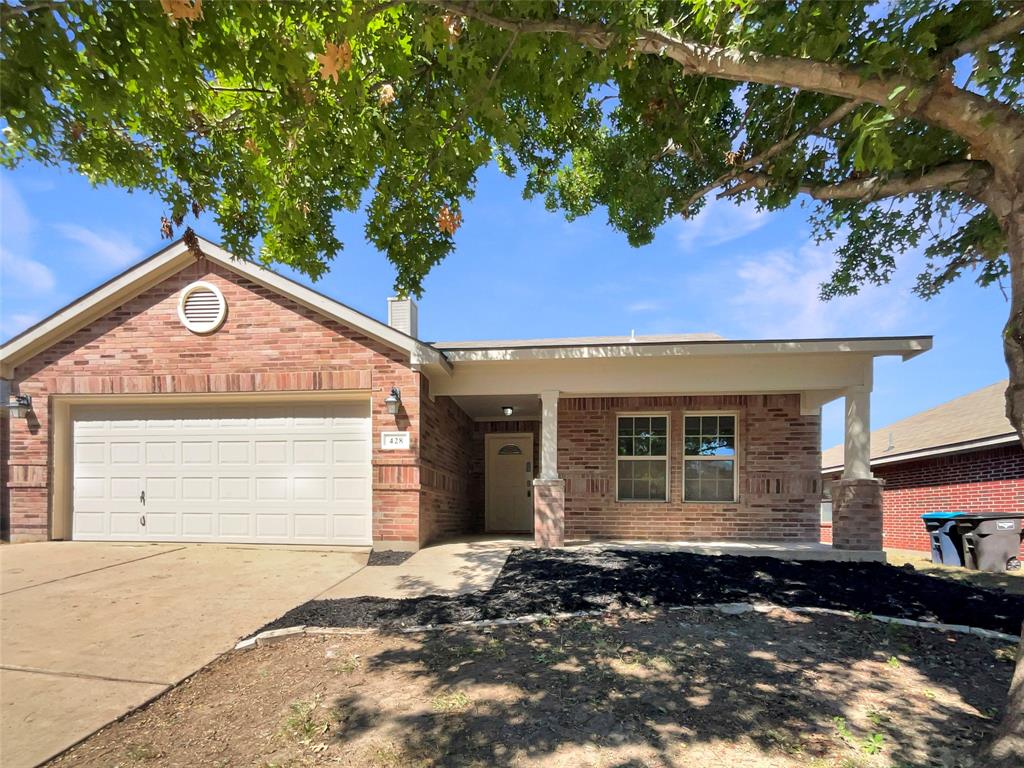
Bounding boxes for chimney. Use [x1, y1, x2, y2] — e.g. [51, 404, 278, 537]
[387, 296, 418, 338]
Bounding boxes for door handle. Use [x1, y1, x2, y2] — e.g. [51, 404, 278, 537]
[140, 490, 146, 505]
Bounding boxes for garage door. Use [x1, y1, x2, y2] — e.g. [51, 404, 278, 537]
[72, 401, 372, 545]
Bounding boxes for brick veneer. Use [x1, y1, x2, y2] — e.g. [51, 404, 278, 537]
[418, 379, 475, 546]
[824, 443, 1024, 553]
[831, 478, 884, 550]
[558, 394, 822, 541]
[4, 259, 428, 545]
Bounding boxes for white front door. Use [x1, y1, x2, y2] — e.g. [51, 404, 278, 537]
[485, 434, 534, 532]
[72, 401, 372, 545]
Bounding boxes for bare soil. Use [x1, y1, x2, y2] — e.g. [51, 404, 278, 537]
[265, 548, 1024, 636]
[51, 608, 1015, 768]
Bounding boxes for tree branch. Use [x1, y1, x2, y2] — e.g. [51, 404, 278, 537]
[423, 1, 1024, 170]
[680, 99, 862, 212]
[937, 7, 1024, 66]
[725, 161, 993, 205]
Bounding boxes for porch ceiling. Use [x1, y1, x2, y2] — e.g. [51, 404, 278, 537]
[452, 393, 541, 421]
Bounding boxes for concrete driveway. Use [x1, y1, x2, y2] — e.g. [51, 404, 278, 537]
[0, 542, 366, 768]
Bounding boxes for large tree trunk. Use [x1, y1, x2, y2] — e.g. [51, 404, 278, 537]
[985, 625, 1024, 768]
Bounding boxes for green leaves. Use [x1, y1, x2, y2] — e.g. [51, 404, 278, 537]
[0, 0, 1018, 300]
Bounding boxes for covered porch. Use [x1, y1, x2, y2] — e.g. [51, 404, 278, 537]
[431, 335, 932, 556]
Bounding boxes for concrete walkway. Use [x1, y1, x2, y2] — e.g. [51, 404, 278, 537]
[321, 536, 525, 599]
[0, 542, 366, 768]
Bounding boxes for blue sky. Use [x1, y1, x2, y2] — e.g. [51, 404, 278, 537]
[0, 161, 1010, 448]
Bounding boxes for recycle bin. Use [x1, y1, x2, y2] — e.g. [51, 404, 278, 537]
[952, 514, 1024, 572]
[921, 512, 965, 566]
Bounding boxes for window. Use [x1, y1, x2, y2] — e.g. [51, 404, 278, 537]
[617, 415, 668, 501]
[683, 414, 737, 502]
[497, 444, 523, 455]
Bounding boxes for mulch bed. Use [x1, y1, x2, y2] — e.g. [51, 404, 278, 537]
[366, 549, 414, 566]
[264, 548, 1024, 636]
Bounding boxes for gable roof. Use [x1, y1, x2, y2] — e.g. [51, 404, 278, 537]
[821, 380, 1018, 471]
[0, 235, 448, 377]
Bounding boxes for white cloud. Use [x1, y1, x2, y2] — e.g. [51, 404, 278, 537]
[1, 176, 33, 244]
[676, 197, 769, 251]
[728, 240, 915, 338]
[0, 246, 56, 294]
[57, 223, 142, 267]
[626, 300, 661, 313]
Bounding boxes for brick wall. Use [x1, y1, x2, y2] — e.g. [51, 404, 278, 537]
[822, 444, 1024, 552]
[559, 394, 822, 541]
[418, 378, 475, 545]
[6, 259, 424, 545]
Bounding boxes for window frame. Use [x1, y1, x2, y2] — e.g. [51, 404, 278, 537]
[615, 411, 671, 503]
[681, 411, 739, 504]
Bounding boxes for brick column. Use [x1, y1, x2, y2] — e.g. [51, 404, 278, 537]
[533, 479, 565, 548]
[832, 477, 884, 550]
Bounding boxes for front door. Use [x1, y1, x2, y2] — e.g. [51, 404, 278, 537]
[485, 434, 534, 532]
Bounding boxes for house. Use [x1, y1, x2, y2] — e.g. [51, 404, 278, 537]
[821, 381, 1024, 550]
[0, 236, 931, 552]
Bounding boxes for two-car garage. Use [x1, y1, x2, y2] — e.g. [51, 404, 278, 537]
[70, 400, 373, 546]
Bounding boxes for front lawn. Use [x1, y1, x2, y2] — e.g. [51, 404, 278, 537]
[51, 607, 1015, 768]
[266, 548, 1024, 636]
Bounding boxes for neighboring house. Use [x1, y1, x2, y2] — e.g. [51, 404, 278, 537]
[0, 236, 931, 551]
[821, 381, 1024, 551]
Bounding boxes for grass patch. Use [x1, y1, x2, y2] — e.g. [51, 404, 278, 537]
[280, 698, 330, 744]
[430, 690, 471, 714]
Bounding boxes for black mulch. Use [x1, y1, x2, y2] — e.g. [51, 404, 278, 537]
[366, 549, 415, 567]
[263, 548, 1024, 636]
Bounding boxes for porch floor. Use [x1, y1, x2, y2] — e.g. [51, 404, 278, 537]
[565, 539, 886, 563]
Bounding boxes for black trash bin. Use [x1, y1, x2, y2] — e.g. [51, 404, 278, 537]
[921, 512, 965, 566]
[952, 513, 1024, 572]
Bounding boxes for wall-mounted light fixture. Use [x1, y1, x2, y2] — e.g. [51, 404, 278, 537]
[501, 405, 514, 417]
[6, 394, 32, 419]
[384, 387, 402, 415]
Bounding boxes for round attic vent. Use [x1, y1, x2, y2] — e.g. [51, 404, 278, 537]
[177, 281, 227, 334]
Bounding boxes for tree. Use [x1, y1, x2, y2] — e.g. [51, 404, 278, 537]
[1, 1, 1023, 759]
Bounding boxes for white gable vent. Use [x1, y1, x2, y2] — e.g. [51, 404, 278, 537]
[177, 281, 227, 334]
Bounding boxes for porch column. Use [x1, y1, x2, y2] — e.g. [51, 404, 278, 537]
[533, 389, 565, 548]
[833, 384, 884, 551]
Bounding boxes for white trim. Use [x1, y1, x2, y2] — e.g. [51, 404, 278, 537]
[682, 411, 739, 503]
[437, 337, 932, 363]
[821, 433, 1020, 474]
[177, 280, 227, 334]
[615, 412, 670, 503]
[0, 235, 450, 377]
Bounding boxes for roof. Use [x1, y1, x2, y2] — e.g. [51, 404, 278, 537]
[432, 332, 725, 349]
[0, 235, 449, 377]
[822, 380, 1019, 471]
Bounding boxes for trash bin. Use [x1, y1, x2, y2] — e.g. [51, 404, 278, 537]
[952, 513, 1024, 572]
[921, 512, 965, 566]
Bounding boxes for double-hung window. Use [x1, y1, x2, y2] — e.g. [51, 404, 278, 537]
[616, 415, 668, 501]
[683, 414, 737, 502]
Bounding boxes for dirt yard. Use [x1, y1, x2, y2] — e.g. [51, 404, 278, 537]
[51, 608, 1015, 768]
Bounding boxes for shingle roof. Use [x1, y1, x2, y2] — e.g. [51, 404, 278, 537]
[431, 333, 724, 349]
[821, 380, 1018, 471]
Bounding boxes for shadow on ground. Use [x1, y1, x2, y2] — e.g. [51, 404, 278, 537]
[266, 548, 1024, 636]
[51, 609, 1017, 768]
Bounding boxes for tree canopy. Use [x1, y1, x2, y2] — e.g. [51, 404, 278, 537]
[2, 0, 1021, 297]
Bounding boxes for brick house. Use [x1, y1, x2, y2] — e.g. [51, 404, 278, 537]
[821, 381, 1024, 551]
[1, 236, 931, 552]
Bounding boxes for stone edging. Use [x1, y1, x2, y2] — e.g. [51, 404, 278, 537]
[235, 601, 1020, 649]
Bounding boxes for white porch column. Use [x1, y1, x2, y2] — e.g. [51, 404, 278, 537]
[842, 386, 872, 480]
[539, 389, 559, 480]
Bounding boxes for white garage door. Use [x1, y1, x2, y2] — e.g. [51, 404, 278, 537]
[72, 401, 372, 545]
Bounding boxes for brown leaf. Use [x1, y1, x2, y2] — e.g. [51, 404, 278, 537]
[378, 83, 396, 107]
[160, 217, 173, 240]
[443, 14, 463, 44]
[160, 0, 202, 22]
[317, 41, 351, 84]
[437, 205, 462, 236]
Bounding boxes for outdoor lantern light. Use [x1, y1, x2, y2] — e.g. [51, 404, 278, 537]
[501, 405, 514, 417]
[6, 394, 32, 419]
[384, 387, 402, 415]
